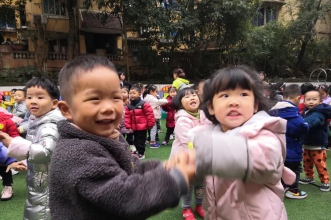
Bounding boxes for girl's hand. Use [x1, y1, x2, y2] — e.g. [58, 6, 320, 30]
[6, 161, 27, 172]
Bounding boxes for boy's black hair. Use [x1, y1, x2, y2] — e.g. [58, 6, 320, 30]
[135, 83, 144, 90]
[25, 78, 60, 100]
[301, 83, 314, 95]
[283, 84, 301, 99]
[15, 88, 26, 97]
[202, 66, 268, 124]
[305, 89, 322, 100]
[58, 56, 116, 103]
[10, 89, 17, 93]
[130, 85, 141, 93]
[172, 87, 198, 111]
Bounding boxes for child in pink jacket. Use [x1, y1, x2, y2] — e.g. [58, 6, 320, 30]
[170, 87, 211, 220]
[174, 67, 296, 220]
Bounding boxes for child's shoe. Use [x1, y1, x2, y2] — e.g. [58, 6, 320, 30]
[320, 182, 330, 192]
[182, 208, 196, 220]
[194, 205, 204, 218]
[285, 190, 307, 199]
[150, 143, 160, 148]
[1, 186, 13, 201]
[137, 154, 145, 160]
[170, 134, 174, 140]
[162, 141, 168, 145]
[299, 177, 314, 185]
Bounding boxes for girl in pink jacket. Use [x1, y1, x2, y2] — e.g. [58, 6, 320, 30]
[188, 66, 296, 220]
[170, 87, 211, 220]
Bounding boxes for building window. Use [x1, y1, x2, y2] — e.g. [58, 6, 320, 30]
[19, 5, 27, 26]
[43, 0, 66, 16]
[0, 6, 16, 30]
[266, 8, 277, 23]
[253, 7, 277, 26]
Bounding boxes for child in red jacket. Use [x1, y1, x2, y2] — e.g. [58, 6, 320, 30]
[125, 85, 155, 159]
[0, 111, 21, 201]
[162, 87, 177, 145]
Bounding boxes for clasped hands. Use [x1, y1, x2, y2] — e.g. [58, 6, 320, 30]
[164, 149, 196, 185]
[0, 131, 27, 172]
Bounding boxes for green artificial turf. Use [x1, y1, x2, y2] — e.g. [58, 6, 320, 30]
[1, 120, 331, 219]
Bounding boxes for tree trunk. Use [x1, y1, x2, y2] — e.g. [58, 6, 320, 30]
[67, 0, 77, 61]
[294, 39, 308, 75]
[294, 0, 323, 75]
[122, 14, 130, 81]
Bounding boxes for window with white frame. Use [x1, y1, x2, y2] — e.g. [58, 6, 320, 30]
[43, 0, 66, 16]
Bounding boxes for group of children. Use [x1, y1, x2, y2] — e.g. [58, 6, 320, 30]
[0, 55, 330, 220]
[0, 87, 30, 201]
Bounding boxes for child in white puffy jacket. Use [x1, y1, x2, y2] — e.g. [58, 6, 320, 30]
[143, 85, 168, 148]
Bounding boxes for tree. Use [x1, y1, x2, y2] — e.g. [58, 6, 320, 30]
[244, 21, 294, 78]
[66, 0, 78, 61]
[286, 0, 331, 75]
[81, 0, 258, 80]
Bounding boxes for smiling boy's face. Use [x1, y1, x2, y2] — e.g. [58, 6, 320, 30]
[14, 90, 25, 103]
[304, 90, 322, 110]
[58, 66, 123, 138]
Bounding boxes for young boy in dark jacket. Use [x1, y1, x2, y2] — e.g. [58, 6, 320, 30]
[299, 90, 331, 192]
[269, 84, 309, 199]
[125, 85, 155, 159]
[51, 56, 193, 220]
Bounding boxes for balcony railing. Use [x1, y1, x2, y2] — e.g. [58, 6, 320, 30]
[106, 54, 124, 61]
[13, 52, 35, 59]
[48, 52, 67, 60]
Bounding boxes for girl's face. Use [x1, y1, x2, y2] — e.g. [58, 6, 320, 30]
[169, 89, 177, 98]
[181, 92, 200, 112]
[259, 73, 265, 80]
[319, 89, 327, 99]
[120, 74, 125, 81]
[208, 86, 256, 132]
[173, 73, 178, 80]
[122, 89, 128, 100]
[150, 89, 158, 97]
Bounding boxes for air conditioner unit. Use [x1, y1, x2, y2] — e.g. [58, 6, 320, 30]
[41, 15, 48, 24]
[32, 14, 41, 25]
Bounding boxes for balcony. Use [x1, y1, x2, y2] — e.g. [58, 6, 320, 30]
[0, 50, 126, 71]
